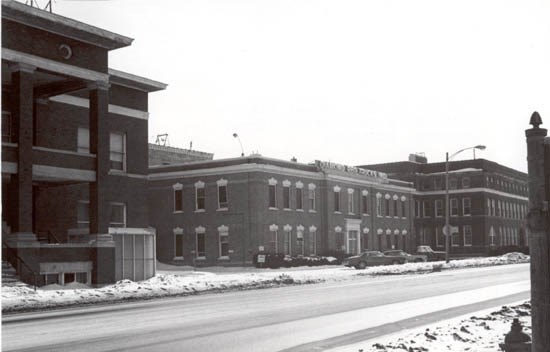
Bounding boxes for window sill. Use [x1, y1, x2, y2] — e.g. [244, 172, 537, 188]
[217, 256, 230, 261]
[195, 256, 206, 261]
[362, 213, 369, 216]
[348, 213, 355, 216]
[173, 257, 184, 260]
[464, 244, 472, 247]
[296, 209, 304, 212]
[195, 209, 205, 213]
[216, 208, 228, 212]
[109, 169, 127, 176]
[173, 211, 183, 214]
[283, 208, 292, 211]
[463, 214, 471, 217]
[308, 210, 317, 213]
[269, 207, 279, 211]
[334, 211, 342, 214]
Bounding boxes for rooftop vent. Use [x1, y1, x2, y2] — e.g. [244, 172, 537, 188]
[408, 153, 427, 164]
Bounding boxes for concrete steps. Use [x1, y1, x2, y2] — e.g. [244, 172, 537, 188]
[2, 260, 19, 284]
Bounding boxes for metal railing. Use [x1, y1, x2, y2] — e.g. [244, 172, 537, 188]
[2, 240, 38, 291]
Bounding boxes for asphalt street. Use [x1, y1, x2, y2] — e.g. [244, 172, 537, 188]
[2, 263, 530, 352]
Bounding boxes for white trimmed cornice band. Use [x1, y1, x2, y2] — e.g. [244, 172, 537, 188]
[416, 188, 528, 201]
[49, 94, 149, 120]
[3, 48, 109, 83]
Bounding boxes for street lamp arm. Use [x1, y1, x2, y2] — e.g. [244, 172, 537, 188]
[448, 145, 486, 161]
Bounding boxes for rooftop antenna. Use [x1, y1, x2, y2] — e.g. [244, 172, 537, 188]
[25, 0, 53, 12]
[155, 133, 169, 146]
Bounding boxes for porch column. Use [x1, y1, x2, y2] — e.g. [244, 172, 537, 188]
[10, 63, 36, 238]
[88, 81, 110, 237]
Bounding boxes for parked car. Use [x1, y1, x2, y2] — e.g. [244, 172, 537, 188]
[414, 245, 446, 261]
[342, 251, 407, 269]
[383, 250, 427, 263]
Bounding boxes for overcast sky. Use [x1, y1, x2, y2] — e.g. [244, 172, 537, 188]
[51, 0, 550, 172]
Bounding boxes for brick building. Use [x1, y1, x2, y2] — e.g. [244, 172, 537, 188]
[361, 155, 529, 256]
[1, 1, 166, 285]
[148, 156, 415, 266]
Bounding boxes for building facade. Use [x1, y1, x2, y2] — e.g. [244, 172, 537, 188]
[149, 156, 416, 266]
[362, 155, 529, 257]
[1, 0, 166, 285]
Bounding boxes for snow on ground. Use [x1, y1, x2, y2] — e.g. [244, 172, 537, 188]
[1, 253, 529, 313]
[331, 301, 532, 352]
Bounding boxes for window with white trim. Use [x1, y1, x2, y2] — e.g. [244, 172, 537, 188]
[217, 179, 228, 209]
[392, 195, 398, 217]
[451, 230, 460, 247]
[423, 200, 432, 218]
[435, 227, 444, 248]
[347, 188, 355, 214]
[463, 225, 472, 246]
[196, 227, 206, 258]
[463, 198, 471, 216]
[334, 186, 341, 212]
[77, 200, 89, 229]
[283, 181, 291, 209]
[449, 178, 458, 190]
[384, 194, 391, 217]
[435, 199, 443, 217]
[309, 226, 317, 255]
[361, 190, 369, 215]
[308, 184, 316, 211]
[109, 132, 126, 171]
[415, 200, 421, 218]
[77, 127, 89, 153]
[296, 225, 304, 255]
[283, 227, 292, 255]
[109, 202, 126, 228]
[173, 183, 183, 212]
[195, 181, 205, 211]
[268, 225, 278, 253]
[377, 194, 383, 217]
[462, 177, 470, 188]
[401, 196, 407, 218]
[335, 227, 344, 251]
[450, 198, 458, 216]
[2, 111, 12, 143]
[218, 225, 229, 258]
[296, 182, 303, 210]
[268, 179, 278, 208]
[174, 227, 184, 259]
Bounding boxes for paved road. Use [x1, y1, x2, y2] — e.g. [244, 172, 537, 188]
[2, 264, 530, 352]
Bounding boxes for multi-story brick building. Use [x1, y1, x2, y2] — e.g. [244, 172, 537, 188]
[149, 155, 416, 266]
[361, 155, 529, 256]
[1, 0, 166, 285]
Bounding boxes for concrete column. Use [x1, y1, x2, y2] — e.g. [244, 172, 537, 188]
[525, 111, 550, 352]
[88, 81, 110, 236]
[10, 63, 36, 238]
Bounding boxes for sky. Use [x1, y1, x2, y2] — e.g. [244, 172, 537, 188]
[44, 0, 550, 172]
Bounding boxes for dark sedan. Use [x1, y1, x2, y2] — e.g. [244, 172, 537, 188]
[342, 250, 407, 269]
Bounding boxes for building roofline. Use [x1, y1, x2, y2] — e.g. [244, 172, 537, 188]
[2, 0, 133, 50]
[109, 69, 167, 92]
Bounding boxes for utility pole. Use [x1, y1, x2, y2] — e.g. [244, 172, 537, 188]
[525, 111, 550, 352]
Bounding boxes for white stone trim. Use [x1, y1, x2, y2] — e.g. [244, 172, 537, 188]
[172, 183, 183, 190]
[333, 185, 341, 192]
[195, 226, 205, 233]
[49, 94, 149, 120]
[402, 230, 408, 235]
[362, 190, 369, 196]
[385, 193, 391, 200]
[309, 225, 317, 232]
[282, 179, 291, 187]
[392, 194, 399, 200]
[386, 228, 392, 235]
[295, 181, 304, 189]
[33, 164, 95, 182]
[416, 188, 528, 201]
[377, 228, 383, 235]
[335, 226, 342, 233]
[173, 227, 184, 235]
[268, 177, 278, 186]
[283, 224, 292, 232]
[216, 178, 228, 186]
[217, 225, 229, 232]
[269, 224, 279, 232]
[401, 196, 407, 201]
[3, 48, 109, 82]
[376, 192, 382, 199]
[2, 162, 17, 174]
[394, 229, 400, 235]
[347, 188, 354, 194]
[363, 227, 370, 234]
[308, 183, 317, 190]
[194, 180, 205, 188]
[296, 225, 304, 232]
[33, 145, 96, 158]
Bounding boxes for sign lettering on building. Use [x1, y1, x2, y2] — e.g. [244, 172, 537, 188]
[315, 160, 386, 179]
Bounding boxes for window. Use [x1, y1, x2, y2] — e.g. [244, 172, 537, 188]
[109, 202, 126, 228]
[2, 111, 11, 143]
[195, 181, 205, 211]
[401, 196, 407, 218]
[296, 226, 304, 255]
[497, 200, 502, 217]
[109, 132, 126, 171]
[296, 183, 303, 210]
[435, 199, 443, 217]
[308, 184, 316, 211]
[434, 177, 443, 190]
[462, 177, 470, 188]
[463, 198, 471, 216]
[450, 198, 458, 216]
[335, 228, 344, 252]
[218, 225, 229, 258]
[283, 183, 291, 209]
[348, 189, 355, 214]
[415, 200, 421, 218]
[377, 194, 383, 217]
[334, 186, 341, 212]
[77, 127, 89, 153]
[423, 200, 432, 218]
[435, 227, 444, 248]
[385, 195, 391, 217]
[173, 183, 183, 212]
[284, 227, 292, 255]
[451, 230, 460, 247]
[77, 200, 89, 229]
[361, 191, 369, 215]
[196, 227, 206, 258]
[489, 227, 496, 246]
[268, 225, 278, 253]
[347, 230, 358, 255]
[464, 225, 472, 246]
[174, 228, 184, 259]
[491, 199, 496, 216]
[393, 196, 398, 217]
[268, 179, 278, 208]
[487, 198, 491, 215]
[309, 226, 317, 255]
[217, 179, 228, 209]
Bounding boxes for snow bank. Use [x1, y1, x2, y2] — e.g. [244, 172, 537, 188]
[1, 253, 529, 313]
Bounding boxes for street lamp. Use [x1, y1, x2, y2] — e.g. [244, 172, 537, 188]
[232, 133, 244, 157]
[444, 145, 486, 263]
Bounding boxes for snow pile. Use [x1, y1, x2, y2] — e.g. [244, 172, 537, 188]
[1, 253, 529, 313]
[360, 301, 531, 352]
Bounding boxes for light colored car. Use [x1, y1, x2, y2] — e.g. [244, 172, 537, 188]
[383, 250, 427, 263]
[342, 250, 406, 269]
